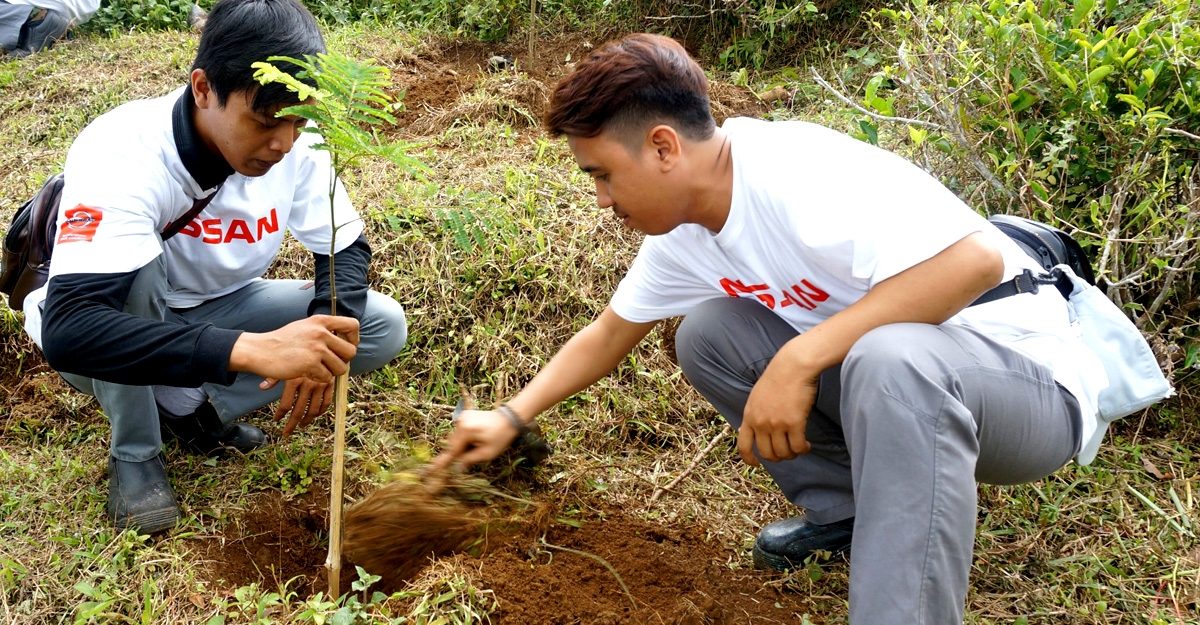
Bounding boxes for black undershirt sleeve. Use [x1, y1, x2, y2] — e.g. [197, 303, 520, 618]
[308, 234, 371, 321]
[41, 270, 242, 387]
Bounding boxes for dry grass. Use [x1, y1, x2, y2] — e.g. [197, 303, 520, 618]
[0, 20, 1197, 625]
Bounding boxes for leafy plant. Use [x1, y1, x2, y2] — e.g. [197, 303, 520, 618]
[300, 0, 606, 41]
[253, 54, 425, 304]
[83, 0, 197, 34]
[254, 51, 426, 599]
[860, 0, 1199, 356]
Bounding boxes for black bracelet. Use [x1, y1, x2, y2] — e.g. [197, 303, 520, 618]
[496, 403, 530, 435]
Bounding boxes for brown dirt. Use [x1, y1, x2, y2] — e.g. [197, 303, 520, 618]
[0, 337, 74, 427]
[193, 479, 817, 623]
[191, 489, 331, 594]
[387, 35, 767, 134]
[477, 517, 816, 624]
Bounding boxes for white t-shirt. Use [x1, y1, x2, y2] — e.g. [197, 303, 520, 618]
[610, 118, 1107, 462]
[23, 87, 362, 343]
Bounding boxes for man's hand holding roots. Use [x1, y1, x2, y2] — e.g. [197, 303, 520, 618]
[432, 409, 521, 471]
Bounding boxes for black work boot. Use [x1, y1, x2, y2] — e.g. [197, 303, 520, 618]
[159, 402, 266, 456]
[107, 455, 181, 534]
[752, 516, 855, 571]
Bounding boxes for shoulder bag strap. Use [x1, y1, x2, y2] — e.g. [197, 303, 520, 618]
[161, 186, 221, 241]
[969, 268, 1074, 307]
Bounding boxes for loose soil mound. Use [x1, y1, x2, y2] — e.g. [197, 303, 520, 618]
[0, 337, 73, 426]
[194, 484, 817, 623]
[192, 489, 331, 594]
[389, 36, 767, 134]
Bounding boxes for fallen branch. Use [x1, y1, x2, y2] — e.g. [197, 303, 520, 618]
[649, 424, 732, 504]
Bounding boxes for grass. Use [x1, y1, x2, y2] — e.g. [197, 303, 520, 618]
[1, 20, 1198, 625]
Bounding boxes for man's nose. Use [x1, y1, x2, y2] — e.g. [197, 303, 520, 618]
[270, 124, 300, 154]
[595, 180, 613, 209]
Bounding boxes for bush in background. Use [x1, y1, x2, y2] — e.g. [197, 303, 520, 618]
[856, 0, 1198, 366]
[303, 0, 607, 41]
[82, 0, 198, 34]
[615, 0, 874, 68]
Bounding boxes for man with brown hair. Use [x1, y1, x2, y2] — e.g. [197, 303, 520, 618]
[435, 33, 1105, 624]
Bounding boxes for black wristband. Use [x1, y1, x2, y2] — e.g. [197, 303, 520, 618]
[496, 403, 530, 435]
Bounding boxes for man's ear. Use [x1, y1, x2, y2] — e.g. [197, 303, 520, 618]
[647, 125, 682, 171]
[191, 69, 214, 109]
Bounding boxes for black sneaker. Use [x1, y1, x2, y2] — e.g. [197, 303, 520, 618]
[752, 516, 854, 571]
[159, 402, 266, 456]
[107, 455, 181, 534]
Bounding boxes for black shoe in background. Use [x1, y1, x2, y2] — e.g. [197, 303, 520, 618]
[159, 402, 266, 456]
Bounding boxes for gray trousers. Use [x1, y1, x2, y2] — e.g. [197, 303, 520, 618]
[675, 297, 1080, 625]
[60, 255, 408, 463]
[0, 3, 33, 50]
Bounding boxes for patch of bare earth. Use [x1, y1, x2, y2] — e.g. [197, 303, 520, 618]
[385, 35, 767, 135]
[0, 337, 73, 426]
[192, 481, 816, 623]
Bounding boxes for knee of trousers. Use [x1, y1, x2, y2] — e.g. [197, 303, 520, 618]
[841, 323, 957, 407]
[675, 297, 767, 380]
[351, 292, 408, 374]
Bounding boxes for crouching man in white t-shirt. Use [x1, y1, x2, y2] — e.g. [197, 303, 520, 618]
[434, 33, 1106, 624]
[22, 0, 407, 535]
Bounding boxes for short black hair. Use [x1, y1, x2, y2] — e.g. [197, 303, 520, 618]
[192, 0, 325, 113]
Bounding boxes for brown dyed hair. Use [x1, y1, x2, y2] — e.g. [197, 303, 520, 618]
[546, 33, 715, 142]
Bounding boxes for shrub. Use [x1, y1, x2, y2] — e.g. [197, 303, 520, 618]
[858, 0, 1198, 361]
[82, 0, 197, 34]
[303, 0, 607, 41]
[616, 0, 875, 69]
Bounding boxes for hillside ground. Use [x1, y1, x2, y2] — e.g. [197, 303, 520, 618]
[0, 22, 1197, 625]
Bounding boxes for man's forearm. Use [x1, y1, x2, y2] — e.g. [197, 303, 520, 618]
[42, 272, 241, 386]
[505, 307, 656, 423]
[780, 232, 1004, 374]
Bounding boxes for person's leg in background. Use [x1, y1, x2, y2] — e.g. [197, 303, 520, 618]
[0, 2, 71, 58]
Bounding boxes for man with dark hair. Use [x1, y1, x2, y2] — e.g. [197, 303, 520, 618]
[436, 33, 1106, 624]
[20, 0, 408, 534]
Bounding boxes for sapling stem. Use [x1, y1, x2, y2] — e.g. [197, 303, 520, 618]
[253, 52, 425, 601]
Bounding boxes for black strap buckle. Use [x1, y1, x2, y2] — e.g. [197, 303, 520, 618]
[969, 268, 1070, 307]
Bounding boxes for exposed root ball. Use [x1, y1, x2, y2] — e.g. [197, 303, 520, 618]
[342, 480, 484, 584]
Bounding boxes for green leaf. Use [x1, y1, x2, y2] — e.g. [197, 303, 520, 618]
[1008, 90, 1039, 113]
[330, 606, 355, 625]
[1071, 0, 1095, 27]
[908, 126, 928, 146]
[1052, 66, 1078, 93]
[858, 119, 879, 145]
[1087, 65, 1114, 85]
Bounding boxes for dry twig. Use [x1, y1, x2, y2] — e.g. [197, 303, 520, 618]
[649, 425, 732, 504]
